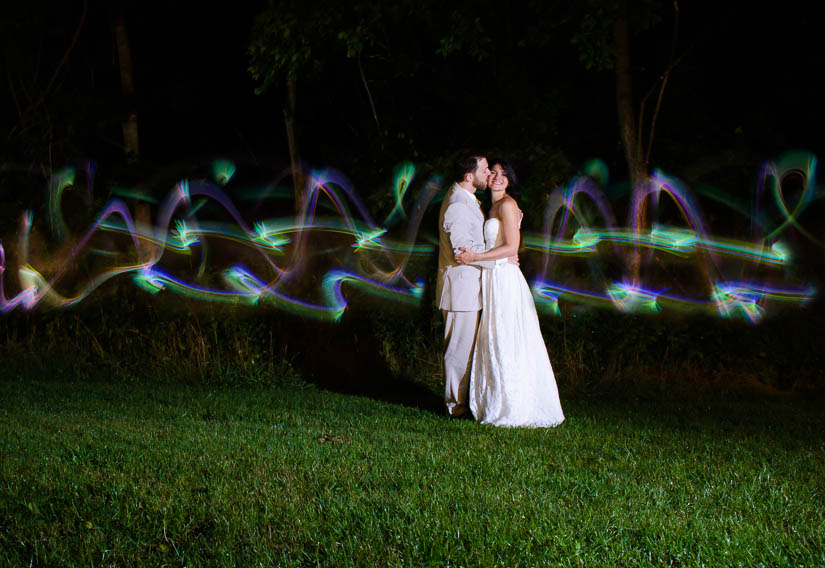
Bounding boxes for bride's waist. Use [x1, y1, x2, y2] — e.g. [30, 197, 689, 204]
[484, 261, 520, 270]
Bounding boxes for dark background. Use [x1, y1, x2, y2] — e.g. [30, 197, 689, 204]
[0, 1, 823, 395]
[1, 1, 822, 189]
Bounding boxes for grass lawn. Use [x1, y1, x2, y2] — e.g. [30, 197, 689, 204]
[1, 370, 823, 566]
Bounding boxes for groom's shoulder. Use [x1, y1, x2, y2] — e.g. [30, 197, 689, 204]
[444, 184, 467, 204]
[444, 193, 472, 215]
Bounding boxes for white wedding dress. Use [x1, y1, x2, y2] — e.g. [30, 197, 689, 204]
[470, 217, 565, 428]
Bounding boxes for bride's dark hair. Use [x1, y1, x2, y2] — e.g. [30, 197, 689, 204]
[488, 158, 521, 203]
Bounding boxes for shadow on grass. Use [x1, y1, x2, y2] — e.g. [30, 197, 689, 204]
[285, 317, 444, 415]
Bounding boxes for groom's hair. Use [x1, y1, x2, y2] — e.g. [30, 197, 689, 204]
[453, 149, 485, 182]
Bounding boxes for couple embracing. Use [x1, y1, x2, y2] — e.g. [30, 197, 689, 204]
[437, 151, 564, 428]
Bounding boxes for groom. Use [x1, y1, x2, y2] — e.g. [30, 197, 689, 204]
[437, 150, 511, 417]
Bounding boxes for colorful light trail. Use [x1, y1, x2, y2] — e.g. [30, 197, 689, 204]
[0, 152, 819, 323]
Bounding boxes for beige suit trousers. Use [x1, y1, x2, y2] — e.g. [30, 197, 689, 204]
[442, 309, 480, 416]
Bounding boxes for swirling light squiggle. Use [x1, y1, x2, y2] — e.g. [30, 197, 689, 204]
[1, 152, 820, 323]
[534, 152, 819, 322]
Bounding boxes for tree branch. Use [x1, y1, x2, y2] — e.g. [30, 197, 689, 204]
[645, 70, 670, 166]
[645, 0, 680, 166]
[638, 0, 680, 168]
[6, 70, 24, 133]
[358, 53, 381, 132]
[18, 0, 88, 124]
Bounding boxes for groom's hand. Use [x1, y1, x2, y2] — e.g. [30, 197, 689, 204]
[507, 255, 519, 267]
[455, 246, 476, 265]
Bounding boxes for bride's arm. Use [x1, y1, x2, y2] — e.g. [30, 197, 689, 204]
[456, 200, 520, 264]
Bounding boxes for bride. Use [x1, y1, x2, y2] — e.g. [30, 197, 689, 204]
[456, 160, 564, 428]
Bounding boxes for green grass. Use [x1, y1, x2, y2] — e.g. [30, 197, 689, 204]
[1, 369, 823, 566]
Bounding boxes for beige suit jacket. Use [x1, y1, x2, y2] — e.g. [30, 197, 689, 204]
[436, 183, 487, 311]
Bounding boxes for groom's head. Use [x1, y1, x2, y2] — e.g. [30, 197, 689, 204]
[454, 150, 490, 192]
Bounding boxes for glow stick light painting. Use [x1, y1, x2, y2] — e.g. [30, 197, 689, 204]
[532, 152, 817, 322]
[0, 153, 818, 323]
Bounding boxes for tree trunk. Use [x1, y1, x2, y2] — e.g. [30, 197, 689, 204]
[284, 78, 304, 214]
[615, 14, 648, 285]
[113, 6, 139, 164]
[614, 16, 646, 189]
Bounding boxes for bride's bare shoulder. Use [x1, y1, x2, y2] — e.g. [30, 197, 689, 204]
[499, 196, 520, 215]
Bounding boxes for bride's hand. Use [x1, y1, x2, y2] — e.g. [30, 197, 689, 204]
[455, 247, 476, 264]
